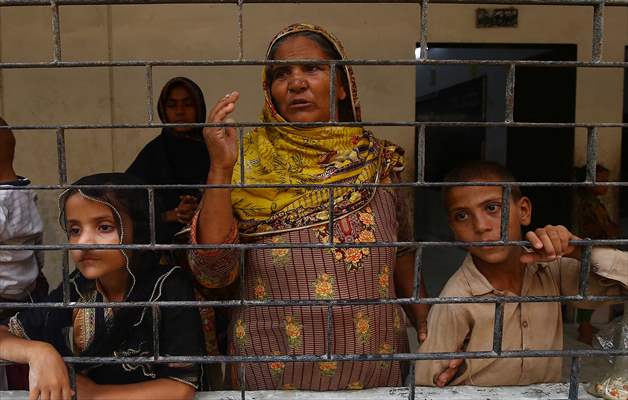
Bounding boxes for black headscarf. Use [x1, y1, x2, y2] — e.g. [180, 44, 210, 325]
[126, 77, 210, 243]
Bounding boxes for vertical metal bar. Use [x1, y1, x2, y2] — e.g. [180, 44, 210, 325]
[500, 185, 511, 242]
[412, 246, 423, 299]
[416, 124, 426, 183]
[591, 1, 605, 62]
[237, 0, 244, 60]
[238, 127, 245, 185]
[327, 187, 334, 245]
[407, 361, 416, 400]
[326, 303, 333, 358]
[567, 356, 581, 400]
[419, 0, 429, 60]
[62, 250, 70, 304]
[504, 64, 516, 123]
[492, 302, 505, 354]
[578, 245, 592, 297]
[152, 304, 160, 361]
[329, 62, 337, 122]
[585, 126, 599, 182]
[69, 365, 76, 400]
[56, 128, 67, 185]
[145, 65, 154, 124]
[148, 188, 156, 245]
[50, 0, 62, 62]
[239, 248, 246, 399]
[239, 362, 246, 400]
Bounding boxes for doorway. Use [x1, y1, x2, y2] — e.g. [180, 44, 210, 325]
[415, 44, 577, 296]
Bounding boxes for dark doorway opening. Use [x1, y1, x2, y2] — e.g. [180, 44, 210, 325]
[415, 44, 577, 296]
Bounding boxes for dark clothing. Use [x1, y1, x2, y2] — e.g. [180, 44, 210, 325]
[126, 77, 209, 244]
[126, 132, 210, 243]
[4, 265, 204, 388]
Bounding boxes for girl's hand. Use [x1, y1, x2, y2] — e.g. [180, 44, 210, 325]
[174, 195, 199, 224]
[28, 342, 73, 400]
[521, 225, 582, 264]
[203, 91, 240, 173]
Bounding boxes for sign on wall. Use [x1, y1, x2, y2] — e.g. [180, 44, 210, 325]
[476, 8, 518, 28]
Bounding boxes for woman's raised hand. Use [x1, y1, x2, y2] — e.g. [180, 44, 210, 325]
[203, 91, 240, 174]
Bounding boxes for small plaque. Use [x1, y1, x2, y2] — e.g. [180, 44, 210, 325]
[476, 8, 518, 28]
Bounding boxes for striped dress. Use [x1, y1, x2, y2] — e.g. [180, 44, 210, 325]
[188, 186, 411, 390]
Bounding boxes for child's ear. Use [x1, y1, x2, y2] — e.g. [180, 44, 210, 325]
[517, 196, 532, 226]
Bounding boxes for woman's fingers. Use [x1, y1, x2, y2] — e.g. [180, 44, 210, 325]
[28, 388, 41, 400]
[208, 91, 240, 123]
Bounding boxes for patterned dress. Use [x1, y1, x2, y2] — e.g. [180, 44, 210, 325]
[188, 186, 411, 390]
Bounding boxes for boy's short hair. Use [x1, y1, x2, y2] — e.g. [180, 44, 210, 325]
[443, 160, 522, 205]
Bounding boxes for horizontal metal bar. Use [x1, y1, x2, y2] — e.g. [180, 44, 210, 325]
[1, 348, 626, 368]
[1, 238, 628, 251]
[2, 181, 628, 192]
[0, 0, 626, 6]
[3, 121, 628, 131]
[1, 293, 624, 310]
[0, 59, 627, 69]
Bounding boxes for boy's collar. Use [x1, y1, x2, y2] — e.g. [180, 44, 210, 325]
[461, 254, 549, 296]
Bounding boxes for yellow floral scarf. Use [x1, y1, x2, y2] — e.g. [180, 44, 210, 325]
[232, 24, 404, 236]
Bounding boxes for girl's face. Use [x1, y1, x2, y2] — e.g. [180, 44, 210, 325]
[164, 85, 197, 132]
[269, 35, 346, 123]
[64, 193, 133, 281]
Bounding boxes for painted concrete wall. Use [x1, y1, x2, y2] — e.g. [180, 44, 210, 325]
[0, 3, 625, 287]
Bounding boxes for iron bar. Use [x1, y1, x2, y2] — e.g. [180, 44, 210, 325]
[50, 0, 61, 61]
[1, 59, 628, 69]
[2, 237, 628, 251]
[591, 1, 605, 61]
[1, 0, 627, 6]
[492, 302, 505, 354]
[567, 357, 581, 400]
[4, 121, 628, 130]
[419, 0, 428, 61]
[1, 293, 624, 309]
[148, 188, 156, 245]
[415, 124, 426, 183]
[145, 64, 154, 123]
[499, 185, 511, 242]
[505, 64, 515, 122]
[586, 127, 599, 182]
[55, 128, 67, 185]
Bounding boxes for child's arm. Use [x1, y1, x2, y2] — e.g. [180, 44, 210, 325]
[76, 374, 194, 400]
[415, 303, 471, 386]
[522, 225, 627, 298]
[0, 325, 73, 400]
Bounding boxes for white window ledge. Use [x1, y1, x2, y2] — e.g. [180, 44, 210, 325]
[1, 384, 597, 400]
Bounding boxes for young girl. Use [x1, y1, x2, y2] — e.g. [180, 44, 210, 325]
[0, 173, 204, 400]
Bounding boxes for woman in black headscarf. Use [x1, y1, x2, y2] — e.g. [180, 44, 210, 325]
[126, 77, 209, 244]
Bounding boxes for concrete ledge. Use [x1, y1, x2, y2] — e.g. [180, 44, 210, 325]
[1, 384, 597, 399]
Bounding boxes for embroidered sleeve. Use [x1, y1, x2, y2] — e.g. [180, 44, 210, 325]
[187, 210, 241, 289]
[2, 284, 66, 343]
[156, 269, 204, 389]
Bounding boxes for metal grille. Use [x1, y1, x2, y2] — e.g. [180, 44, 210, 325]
[0, 1, 627, 399]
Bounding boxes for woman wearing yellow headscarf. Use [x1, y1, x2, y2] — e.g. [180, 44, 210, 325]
[189, 24, 428, 390]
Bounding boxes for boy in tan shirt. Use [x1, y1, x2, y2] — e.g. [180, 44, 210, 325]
[415, 161, 627, 387]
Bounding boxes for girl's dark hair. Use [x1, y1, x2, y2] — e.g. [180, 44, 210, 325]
[59, 173, 157, 274]
[267, 31, 354, 122]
